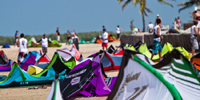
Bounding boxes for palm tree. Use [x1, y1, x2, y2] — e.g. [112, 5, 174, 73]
[178, 0, 200, 12]
[118, 0, 173, 32]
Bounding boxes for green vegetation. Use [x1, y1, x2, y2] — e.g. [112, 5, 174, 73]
[0, 31, 131, 45]
[118, 0, 173, 32]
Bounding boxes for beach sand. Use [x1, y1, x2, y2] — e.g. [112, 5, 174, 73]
[0, 41, 120, 100]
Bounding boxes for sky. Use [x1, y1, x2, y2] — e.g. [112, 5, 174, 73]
[0, 0, 195, 36]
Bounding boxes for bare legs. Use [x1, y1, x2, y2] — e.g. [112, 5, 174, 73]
[151, 51, 162, 61]
[192, 49, 195, 56]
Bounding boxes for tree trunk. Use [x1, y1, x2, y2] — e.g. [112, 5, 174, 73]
[142, 13, 145, 32]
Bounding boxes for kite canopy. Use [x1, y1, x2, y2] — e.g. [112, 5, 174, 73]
[58, 54, 116, 99]
[20, 51, 49, 71]
[109, 49, 200, 100]
[0, 60, 13, 72]
[47, 79, 63, 100]
[0, 50, 13, 71]
[108, 50, 182, 100]
[28, 37, 62, 47]
[0, 50, 9, 64]
[79, 38, 88, 44]
[101, 51, 123, 71]
[0, 52, 76, 87]
[138, 42, 191, 61]
[57, 45, 81, 62]
[191, 53, 200, 77]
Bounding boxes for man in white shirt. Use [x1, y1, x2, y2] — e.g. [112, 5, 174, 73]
[17, 33, 28, 64]
[147, 22, 154, 33]
[116, 25, 121, 39]
[39, 34, 48, 54]
[102, 29, 108, 51]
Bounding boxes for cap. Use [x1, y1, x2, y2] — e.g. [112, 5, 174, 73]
[194, 7, 198, 11]
[157, 14, 159, 16]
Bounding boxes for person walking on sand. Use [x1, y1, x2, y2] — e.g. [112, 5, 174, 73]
[17, 33, 28, 64]
[14, 30, 19, 47]
[151, 18, 163, 61]
[116, 25, 121, 39]
[39, 34, 50, 54]
[102, 29, 108, 51]
[67, 30, 71, 45]
[190, 21, 200, 56]
[56, 27, 60, 43]
[71, 32, 79, 51]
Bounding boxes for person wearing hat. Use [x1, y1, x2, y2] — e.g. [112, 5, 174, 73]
[155, 14, 162, 25]
[17, 33, 28, 64]
[102, 29, 108, 51]
[192, 7, 200, 32]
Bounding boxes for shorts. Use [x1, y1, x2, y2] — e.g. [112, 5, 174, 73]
[57, 36, 60, 42]
[191, 38, 199, 50]
[149, 29, 153, 33]
[102, 43, 108, 48]
[15, 39, 18, 43]
[42, 47, 47, 54]
[18, 52, 27, 63]
[117, 34, 120, 39]
[152, 40, 162, 54]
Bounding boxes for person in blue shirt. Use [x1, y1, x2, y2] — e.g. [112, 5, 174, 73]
[14, 30, 19, 47]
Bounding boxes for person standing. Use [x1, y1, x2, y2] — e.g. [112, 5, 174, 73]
[155, 14, 162, 25]
[71, 32, 79, 50]
[130, 20, 135, 32]
[147, 22, 154, 33]
[39, 34, 49, 54]
[102, 25, 106, 31]
[151, 18, 163, 61]
[177, 16, 182, 30]
[56, 27, 60, 43]
[102, 29, 108, 51]
[67, 30, 71, 45]
[190, 21, 200, 56]
[14, 30, 19, 47]
[173, 18, 178, 30]
[192, 7, 200, 32]
[116, 25, 121, 39]
[17, 33, 28, 64]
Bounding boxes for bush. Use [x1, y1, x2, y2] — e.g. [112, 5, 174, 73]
[0, 31, 131, 45]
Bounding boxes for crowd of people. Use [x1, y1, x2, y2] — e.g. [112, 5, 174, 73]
[14, 6, 200, 63]
[14, 27, 81, 64]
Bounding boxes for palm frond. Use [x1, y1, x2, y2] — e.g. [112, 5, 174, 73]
[132, 0, 140, 5]
[122, 0, 132, 10]
[140, 0, 146, 12]
[157, 0, 173, 7]
[144, 10, 148, 16]
[118, 0, 124, 4]
[145, 7, 152, 13]
[178, 0, 200, 12]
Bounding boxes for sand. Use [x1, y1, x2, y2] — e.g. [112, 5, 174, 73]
[0, 41, 120, 100]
